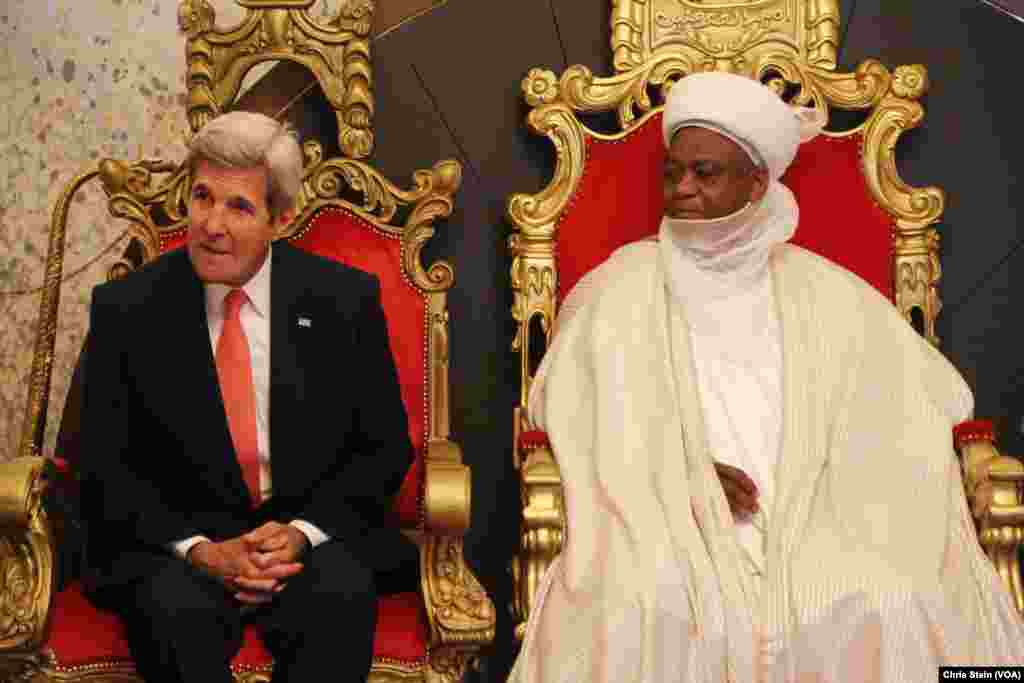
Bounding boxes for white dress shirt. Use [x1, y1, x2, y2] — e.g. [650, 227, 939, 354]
[170, 247, 329, 560]
[684, 276, 780, 576]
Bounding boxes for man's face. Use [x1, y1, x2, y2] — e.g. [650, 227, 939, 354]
[187, 160, 289, 286]
[663, 126, 768, 220]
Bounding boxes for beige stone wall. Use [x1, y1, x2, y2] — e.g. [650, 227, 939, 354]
[0, 0, 346, 461]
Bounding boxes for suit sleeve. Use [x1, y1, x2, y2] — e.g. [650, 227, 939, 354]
[296, 276, 414, 547]
[80, 285, 202, 550]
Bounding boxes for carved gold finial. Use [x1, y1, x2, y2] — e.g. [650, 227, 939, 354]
[431, 159, 461, 196]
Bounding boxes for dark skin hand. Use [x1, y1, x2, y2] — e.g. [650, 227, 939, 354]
[714, 462, 759, 520]
[188, 521, 309, 605]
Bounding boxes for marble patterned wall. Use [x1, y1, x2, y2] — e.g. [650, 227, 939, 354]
[0, 0, 341, 462]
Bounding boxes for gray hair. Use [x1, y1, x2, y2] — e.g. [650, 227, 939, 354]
[186, 111, 303, 219]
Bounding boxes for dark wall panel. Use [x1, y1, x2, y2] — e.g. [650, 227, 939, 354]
[552, 0, 612, 75]
[371, 2, 569, 679]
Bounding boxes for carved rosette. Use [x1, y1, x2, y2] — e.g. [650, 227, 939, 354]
[176, 0, 375, 158]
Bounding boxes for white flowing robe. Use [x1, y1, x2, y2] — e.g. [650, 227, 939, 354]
[507, 239, 1024, 683]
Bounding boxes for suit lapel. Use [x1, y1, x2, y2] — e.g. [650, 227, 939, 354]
[269, 244, 308, 500]
[164, 250, 253, 507]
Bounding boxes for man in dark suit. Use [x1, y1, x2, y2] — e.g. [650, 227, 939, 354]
[81, 111, 417, 682]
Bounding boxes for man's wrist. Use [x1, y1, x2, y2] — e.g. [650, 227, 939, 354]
[171, 535, 211, 562]
[289, 519, 328, 548]
[186, 539, 211, 565]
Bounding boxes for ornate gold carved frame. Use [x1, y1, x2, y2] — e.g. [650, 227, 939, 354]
[2, 2, 494, 681]
[507, 0, 1022, 638]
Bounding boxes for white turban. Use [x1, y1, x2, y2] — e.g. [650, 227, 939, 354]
[662, 72, 827, 180]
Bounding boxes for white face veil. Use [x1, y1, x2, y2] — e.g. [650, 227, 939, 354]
[658, 72, 828, 284]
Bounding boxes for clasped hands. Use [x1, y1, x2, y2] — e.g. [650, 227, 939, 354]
[188, 521, 308, 604]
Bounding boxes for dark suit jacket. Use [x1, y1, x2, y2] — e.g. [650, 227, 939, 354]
[80, 243, 415, 593]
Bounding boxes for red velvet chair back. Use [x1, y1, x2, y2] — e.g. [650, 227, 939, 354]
[556, 111, 894, 304]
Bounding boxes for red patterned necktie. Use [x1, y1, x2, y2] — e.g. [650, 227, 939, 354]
[215, 288, 261, 506]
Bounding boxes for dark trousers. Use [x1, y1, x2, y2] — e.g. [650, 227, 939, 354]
[105, 541, 381, 683]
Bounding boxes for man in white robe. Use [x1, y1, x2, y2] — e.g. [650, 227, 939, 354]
[508, 72, 1024, 683]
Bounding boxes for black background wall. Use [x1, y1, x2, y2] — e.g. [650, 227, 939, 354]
[327, 1, 1024, 679]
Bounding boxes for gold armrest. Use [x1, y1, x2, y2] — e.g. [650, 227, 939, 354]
[0, 457, 50, 531]
[419, 440, 495, 681]
[0, 457, 56, 653]
[511, 433, 565, 641]
[422, 439, 471, 535]
[957, 424, 1024, 613]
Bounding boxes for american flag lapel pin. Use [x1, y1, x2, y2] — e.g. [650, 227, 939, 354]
[297, 316, 312, 328]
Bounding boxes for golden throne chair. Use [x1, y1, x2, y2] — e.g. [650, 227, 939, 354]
[507, 0, 1024, 638]
[0, 1, 495, 681]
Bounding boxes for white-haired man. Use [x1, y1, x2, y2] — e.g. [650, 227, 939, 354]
[508, 72, 1024, 682]
[81, 111, 417, 682]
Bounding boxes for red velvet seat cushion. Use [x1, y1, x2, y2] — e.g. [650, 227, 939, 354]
[556, 112, 894, 304]
[42, 581, 427, 672]
[518, 430, 551, 452]
[953, 419, 996, 448]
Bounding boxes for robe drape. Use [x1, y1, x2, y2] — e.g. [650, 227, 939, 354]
[508, 239, 1024, 683]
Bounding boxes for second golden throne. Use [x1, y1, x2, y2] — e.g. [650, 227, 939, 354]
[507, 0, 1024, 639]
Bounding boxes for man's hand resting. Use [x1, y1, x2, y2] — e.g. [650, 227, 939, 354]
[234, 522, 309, 603]
[187, 522, 307, 605]
[714, 462, 759, 520]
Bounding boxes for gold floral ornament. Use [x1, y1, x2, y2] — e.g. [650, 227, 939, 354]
[522, 69, 560, 107]
[891, 64, 928, 100]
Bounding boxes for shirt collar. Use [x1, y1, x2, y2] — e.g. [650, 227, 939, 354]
[205, 245, 272, 319]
